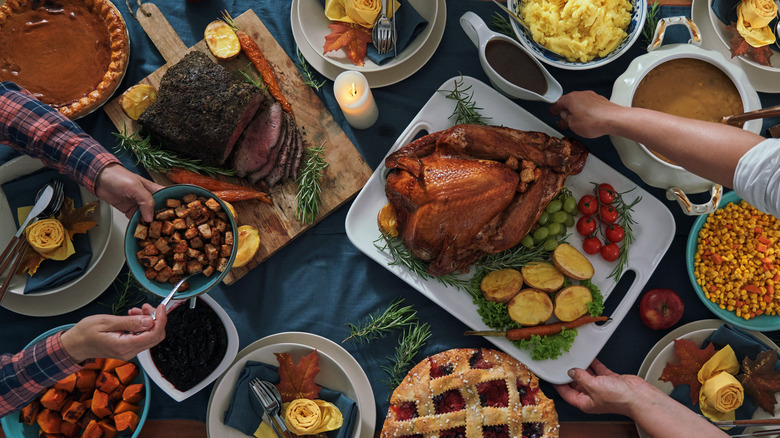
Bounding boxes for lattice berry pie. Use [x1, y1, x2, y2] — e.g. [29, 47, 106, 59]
[381, 348, 559, 438]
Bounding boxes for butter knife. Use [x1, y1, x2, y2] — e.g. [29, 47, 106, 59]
[0, 185, 53, 283]
[391, 0, 397, 57]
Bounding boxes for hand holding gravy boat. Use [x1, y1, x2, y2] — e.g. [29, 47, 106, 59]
[610, 17, 762, 215]
[459, 12, 562, 103]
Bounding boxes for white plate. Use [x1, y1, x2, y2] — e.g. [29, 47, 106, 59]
[0, 155, 113, 297]
[692, 0, 780, 93]
[291, 0, 446, 87]
[137, 294, 239, 402]
[706, 0, 780, 73]
[637, 319, 780, 438]
[297, 0, 437, 72]
[206, 331, 375, 438]
[344, 75, 675, 385]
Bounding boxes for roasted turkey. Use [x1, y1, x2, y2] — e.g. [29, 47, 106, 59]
[384, 124, 588, 276]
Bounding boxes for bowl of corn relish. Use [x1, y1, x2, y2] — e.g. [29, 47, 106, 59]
[687, 190, 780, 331]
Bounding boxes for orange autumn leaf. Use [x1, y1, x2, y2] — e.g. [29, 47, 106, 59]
[737, 350, 780, 413]
[727, 24, 774, 66]
[58, 198, 99, 238]
[323, 21, 372, 67]
[17, 249, 45, 276]
[275, 350, 322, 402]
[658, 338, 717, 404]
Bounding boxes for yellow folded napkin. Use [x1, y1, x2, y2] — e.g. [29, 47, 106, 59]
[698, 345, 740, 382]
[283, 398, 343, 435]
[253, 421, 276, 438]
[324, 0, 400, 28]
[736, 0, 777, 47]
[699, 371, 745, 422]
[25, 218, 74, 261]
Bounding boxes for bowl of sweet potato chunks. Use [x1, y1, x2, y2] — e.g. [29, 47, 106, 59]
[124, 184, 238, 300]
[0, 324, 150, 438]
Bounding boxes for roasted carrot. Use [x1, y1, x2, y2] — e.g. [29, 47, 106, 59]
[504, 315, 609, 340]
[222, 12, 293, 117]
[212, 190, 272, 204]
[167, 168, 271, 203]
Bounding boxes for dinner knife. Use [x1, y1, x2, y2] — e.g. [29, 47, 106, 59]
[0, 185, 53, 279]
[249, 383, 283, 438]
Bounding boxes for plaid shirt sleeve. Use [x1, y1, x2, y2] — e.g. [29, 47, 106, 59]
[0, 331, 81, 417]
[0, 81, 120, 194]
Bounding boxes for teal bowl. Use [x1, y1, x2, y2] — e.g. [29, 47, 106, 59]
[686, 191, 780, 331]
[0, 324, 151, 437]
[124, 185, 238, 299]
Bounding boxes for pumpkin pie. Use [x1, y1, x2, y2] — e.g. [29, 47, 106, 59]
[0, 0, 129, 119]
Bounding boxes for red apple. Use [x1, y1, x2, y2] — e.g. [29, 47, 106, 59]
[639, 288, 684, 330]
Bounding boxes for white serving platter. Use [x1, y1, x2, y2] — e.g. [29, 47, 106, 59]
[345, 75, 676, 384]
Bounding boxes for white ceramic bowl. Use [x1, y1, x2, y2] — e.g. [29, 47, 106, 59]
[707, 0, 780, 72]
[0, 155, 113, 297]
[508, 0, 646, 70]
[137, 294, 239, 402]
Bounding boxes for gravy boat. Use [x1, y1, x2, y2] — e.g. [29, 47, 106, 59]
[459, 12, 562, 103]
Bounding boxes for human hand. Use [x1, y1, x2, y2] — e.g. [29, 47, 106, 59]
[552, 359, 652, 417]
[549, 91, 623, 138]
[60, 303, 167, 363]
[95, 163, 163, 222]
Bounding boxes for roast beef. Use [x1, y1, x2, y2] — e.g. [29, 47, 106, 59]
[138, 51, 268, 166]
[248, 112, 293, 184]
[231, 103, 284, 177]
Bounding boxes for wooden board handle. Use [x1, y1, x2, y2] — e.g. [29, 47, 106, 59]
[134, 2, 188, 65]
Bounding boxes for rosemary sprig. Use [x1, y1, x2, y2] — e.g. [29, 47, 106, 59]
[343, 298, 418, 344]
[609, 188, 641, 281]
[100, 272, 147, 315]
[475, 238, 559, 272]
[490, 12, 518, 41]
[113, 128, 234, 177]
[642, 1, 661, 45]
[295, 141, 329, 224]
[239, 63, 267, 91]
[382, 322, 432, 389]
[438, 76, 490, 126]
[296, 47, 326, 91]
[373, 233, 470, 290]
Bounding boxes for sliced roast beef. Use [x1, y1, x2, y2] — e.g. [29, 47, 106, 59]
[290, 127, 305, 182]
[231, 103, 283, 177]
[264, 130, 293, 187]
[138, 51, 268, 166]
[248, 112, 294, 184]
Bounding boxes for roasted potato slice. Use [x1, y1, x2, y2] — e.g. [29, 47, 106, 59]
[119, 84, 157, 120]
[204, 20, 241, 60]
[553, 243, 594, 280]
[507, 289, 553, 326]
[480, 268, 523, 303]
[521, 261, 564, 292]
[554, 285, 593, 322]
[377, 203, 398, 237]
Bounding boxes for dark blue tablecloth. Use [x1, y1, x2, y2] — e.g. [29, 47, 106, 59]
[3, 0, 780, 429]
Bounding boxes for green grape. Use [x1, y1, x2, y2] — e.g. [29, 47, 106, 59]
[537, 211, 550, 226]
[521, 235, 535, 248]
[551, 211, 569, 224]
[533, 227, 549, 241]
[547, 222, 563, 236]
[545, 199, 562, 214]
[543, 238, 559, 251]
[563, 196, 577, 213]
[564, 214, 575, 227]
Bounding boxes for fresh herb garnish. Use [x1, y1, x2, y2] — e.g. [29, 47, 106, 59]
[490, 12, 518, 41]
[296, 47, 326, 91]
[643, 1, 661, 45]
[239, 63, 267, 91]
[582, 278, 604, 316]
[438, 75, 490, 126]
[101, 272, 148, 315]
[608, 187, 641, 281]
[519, 328, 577, 360]
[382, 322, 432, 389]
[114, 127, 234, 177]
[373, 233, 469, 290]
[295, 141, 328, 224]
[343, 298, 418, 344]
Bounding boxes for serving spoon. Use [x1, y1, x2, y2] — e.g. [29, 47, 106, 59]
[151, 272, 201, 320]
[721, 104, 780, 126]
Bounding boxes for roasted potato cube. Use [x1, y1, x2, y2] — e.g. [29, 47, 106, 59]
[156, 267, 174, 283]
[154, 238, 171, 255]
[202, 265, 215, 277]
[216, 257, 229, 272]
[142, 243, 159, 256]
[215, 219, 227, 233]
[155, 208, 175, 221]
[144, 269, 157, 280]
[204, 244, 219, 261]
[172, 252, 186, 262]
[148, 221, 162, 239]
[190, 236, 204, 249]
[184, 227, 199, 240]
[133, 223, 148, 240]
[224, 231, 234, 245]
[186, 247, 201, 259]
[138, 255, 159, 268]
[170, 231, 183, 243]
[205, 197, 222, 212]
[217, 211, 229, 221]
[183, 193, 198, 203]
[187, 199, 204, 210]
[172, 218, 187, 230]
[165, 198, 182, 208]
[137, 239, 152, 248]
[174, 205, 190, 218]
[173, 240, 189, 253]
[220, 244, 232, 258]
[187, 260, 204, 274]
[198, 224, 213, 239]
[171, 261, 186, 275]
[160, 220, 175, 236]
[153, 259, 168, 272]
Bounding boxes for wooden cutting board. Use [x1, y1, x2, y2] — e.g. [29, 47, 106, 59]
[104, 5, 372, 285]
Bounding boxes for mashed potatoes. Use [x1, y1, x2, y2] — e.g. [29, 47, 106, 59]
[518, 0, 633, 62]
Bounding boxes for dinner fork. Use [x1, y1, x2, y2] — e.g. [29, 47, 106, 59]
[371, 0, 393, 54]
[0, 179, 64, 301]
[250, 378, 292, 438]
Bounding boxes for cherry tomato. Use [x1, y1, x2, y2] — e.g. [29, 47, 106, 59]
[597, 183, 616, 204]
[600, 204, 619, 224]
[578, 195, 598, 216]
[601, 243, 620, 262]
[582, 237, 602, 255]
[605, 224, 625, 243]
[576, 216, 598, 236]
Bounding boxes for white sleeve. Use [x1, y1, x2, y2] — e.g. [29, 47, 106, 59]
[733, 138, 780, 218]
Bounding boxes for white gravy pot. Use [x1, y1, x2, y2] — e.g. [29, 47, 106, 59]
[610, 16, 762, 215]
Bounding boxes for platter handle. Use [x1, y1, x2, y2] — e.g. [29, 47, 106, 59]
[666, 184, 723, 216]
[648, 16, 702, 51]
[133, 2, 188, 65]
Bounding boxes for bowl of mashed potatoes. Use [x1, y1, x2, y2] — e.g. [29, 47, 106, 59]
[508, 0, 646, 69]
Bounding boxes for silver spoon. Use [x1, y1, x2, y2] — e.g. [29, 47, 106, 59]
[151, 272, 201, 320]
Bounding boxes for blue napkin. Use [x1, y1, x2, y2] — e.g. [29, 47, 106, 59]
[223, 361, 358, 438]
[1, 169, 93, 293]
[669, 324, 780, 434]
[318, 0, 429, 65]
[0, 145, 20, 164]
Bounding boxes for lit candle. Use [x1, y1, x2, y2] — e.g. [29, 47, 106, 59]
[333, 71, 379, 129]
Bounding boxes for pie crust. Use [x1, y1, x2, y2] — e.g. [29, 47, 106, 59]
[0, 0, 129, 119]
[381, 348, 559, 438]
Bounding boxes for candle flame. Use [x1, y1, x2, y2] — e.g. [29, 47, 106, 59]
[348, 82, 358, 98]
